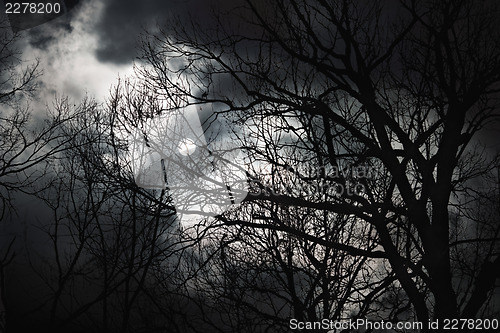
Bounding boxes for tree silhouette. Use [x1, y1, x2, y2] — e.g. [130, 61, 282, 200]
[3, 1, 500, 332]
[25, 95, 194, 333]
[0, 21, 91, 332]
[130, 0, 500, 330]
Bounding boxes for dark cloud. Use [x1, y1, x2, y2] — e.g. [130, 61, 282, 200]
[25, 19, 73, 50]
[94, 0, 190, 64]
[93, 0, 243, 64]
[2, 0, 80, 33]
[2, 0, 82, 50]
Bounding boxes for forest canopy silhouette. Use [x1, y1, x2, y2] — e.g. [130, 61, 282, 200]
[1, 0, 500, 332]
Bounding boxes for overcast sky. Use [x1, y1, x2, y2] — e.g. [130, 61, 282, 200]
[0, 0, 248, 240]
[3, 0, 229, 104]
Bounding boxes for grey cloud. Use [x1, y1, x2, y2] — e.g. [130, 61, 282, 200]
[93, 0, 244, 64]
[94, 0, 192, 64]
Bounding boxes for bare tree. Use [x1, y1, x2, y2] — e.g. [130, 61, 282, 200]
[0, 18, 84, 332]
[127, 0, 500, 331]
[6, 0, 500, 332]
[19, 86, 214, 333]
